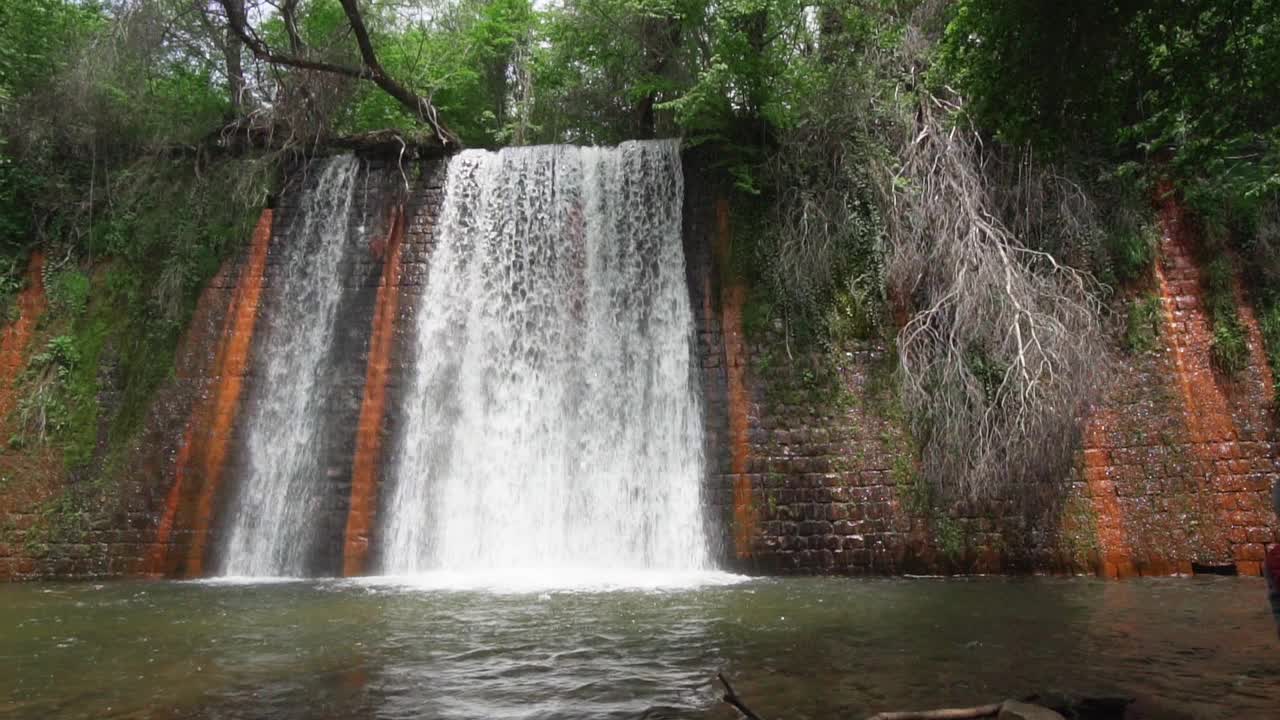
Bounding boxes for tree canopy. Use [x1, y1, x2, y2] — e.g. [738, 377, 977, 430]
[1, 0, 1277, 503]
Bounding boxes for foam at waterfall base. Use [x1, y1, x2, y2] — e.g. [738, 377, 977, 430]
[190, 576, 311, 586]
[353, 568, 748, 594]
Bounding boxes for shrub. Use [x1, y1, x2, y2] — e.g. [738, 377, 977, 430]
[16, 334, 79, 441]
[1124, 295, 1162, 354]
[1261, 302, 1280, 415]
[47, 268, 90, 318]
[0, 254, 23, 321]
[1202, 257, 1249, 376]
[1106, 218, 1156, 286]
[29, 334, 78, 377]
[1211, 321, 1249, 376]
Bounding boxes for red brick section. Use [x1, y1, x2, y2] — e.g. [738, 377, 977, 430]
[1081, 408, 1137, 578]
[0, 253, 47, 420]
[1151, 184, 1278, 574]
[1031, 185, 1280, 577]
[715, 182, 1278, 576]
[714, 195, 757, 559]
[0, 253, 56, 581]
[145, 210, 273, 577]
[343, 206, 406, 576]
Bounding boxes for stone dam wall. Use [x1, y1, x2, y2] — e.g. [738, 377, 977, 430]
[0, 150, 1276, 579]
[688, 164, 1280, 578]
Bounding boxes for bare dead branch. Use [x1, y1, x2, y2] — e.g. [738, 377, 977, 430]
[717, 673, 768, 720]
[865, 703, 1003, 720]
[885, 90, 1108, 504]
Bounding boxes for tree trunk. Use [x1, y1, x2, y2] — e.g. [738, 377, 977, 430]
[223, 5, 245, 114]
[636, 15, 682, 139]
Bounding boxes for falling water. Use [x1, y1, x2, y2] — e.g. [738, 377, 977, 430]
[221, 155, 360, 576]
[382, 140, 709, 574]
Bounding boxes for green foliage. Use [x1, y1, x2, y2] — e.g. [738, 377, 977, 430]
[893, 453, 927, 516]
[349, 0, 536, 146]
[740, 292, 774, 338]
[1105, 216, 1157, 286]
[15, 335, 80, 443]
[709, 5, 894, 349]
[34, 335, 80, 375]
[1125, 294, 1163, 354]
[1261, 302, 1280, 416]
[933, 515, 965, 561]
[964, 345, 1007, 405]
[5, 153, 264, 472]
[0, 0, 103, 102]
[0, 142, 41, 254]
[825, 288, 879, 344]
[533, 0, 705, 144]
[941, 0, 1280, 287]
[939, 0, 1280, 401]
[941, 1, 1280, 165]
[937, 1, 1139, 151]
[888, 421, 967, 562]
[47, 269, 90, 318]
[0, 254, 24, 320]
[1202, 256, 1249, 375]
[1211, 320, 1249, 376]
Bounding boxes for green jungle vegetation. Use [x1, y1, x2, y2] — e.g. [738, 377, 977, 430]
[0, 0, 1276, 508]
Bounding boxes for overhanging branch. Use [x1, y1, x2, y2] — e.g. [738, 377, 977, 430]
[216, 0, 459, 147]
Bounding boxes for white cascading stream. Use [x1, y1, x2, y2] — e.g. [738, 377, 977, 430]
[221, 154, 360, 577]
[381, 140, 709, 574]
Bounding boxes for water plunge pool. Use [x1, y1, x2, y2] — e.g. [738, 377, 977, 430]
[4, 575, 1278, 719]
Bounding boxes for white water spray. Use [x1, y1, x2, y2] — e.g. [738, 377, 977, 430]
[382, 140, 709, 574]
[222, 155, 360, 577]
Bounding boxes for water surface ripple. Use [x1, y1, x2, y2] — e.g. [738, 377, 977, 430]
[2, 577, 1278, 719]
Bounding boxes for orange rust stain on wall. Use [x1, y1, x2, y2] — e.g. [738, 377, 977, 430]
[1154, 188, 1236, 448]
[343, 206, 406, 576]
[1151, 182, 1275, 574]
[145, 425, 196, 576]
[0, 253, 48, 419]
[713, 196, 755, 558]
[1059, 182, 1280, 579]
[145, 210, 274, 577]
[1080, 410, 1136, 578]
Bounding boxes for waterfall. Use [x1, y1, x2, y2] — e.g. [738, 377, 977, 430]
[381, 140, 709, 574]
[221, 155, 360, 577]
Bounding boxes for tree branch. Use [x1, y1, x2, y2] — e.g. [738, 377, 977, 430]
[865, 704, 1003, 720]
[280, 0, 304, 53]
[336, 0, 457, 147]
[717, 673, 767, 720]
[215, 0, 458, 147]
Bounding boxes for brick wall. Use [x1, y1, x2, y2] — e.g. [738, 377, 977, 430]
[4, 148, 1276, 581]
[688, 168, 1280, 577]
[0, 151, 447, 581]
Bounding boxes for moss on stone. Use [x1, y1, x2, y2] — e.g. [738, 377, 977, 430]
[1124, 293, 1162, 354]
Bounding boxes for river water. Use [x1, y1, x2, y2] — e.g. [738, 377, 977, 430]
[3, 576, 1278, 719]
